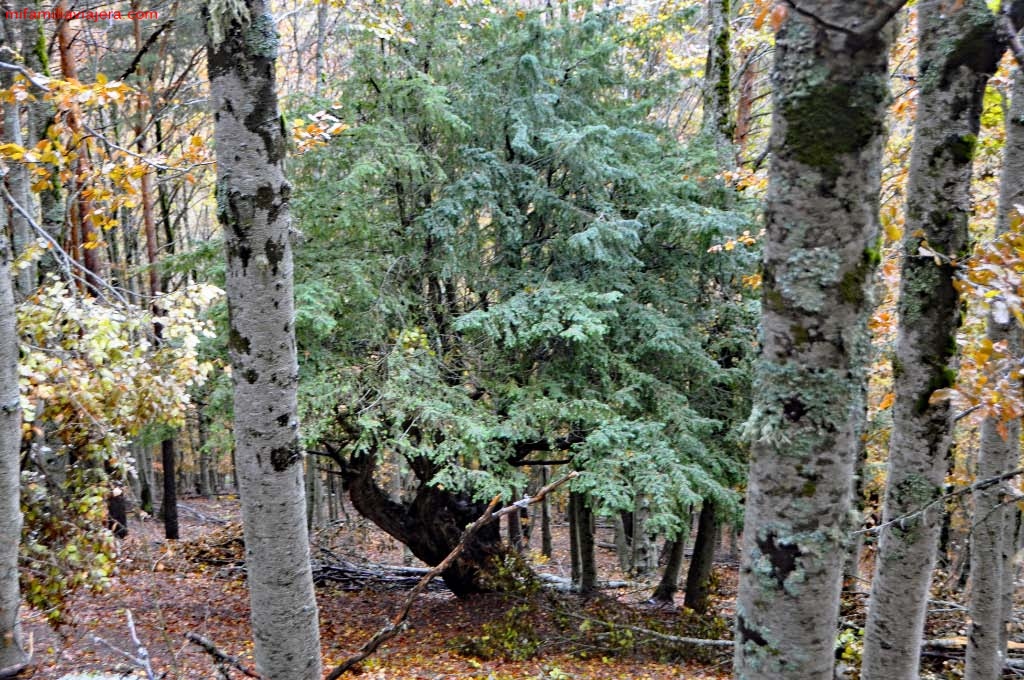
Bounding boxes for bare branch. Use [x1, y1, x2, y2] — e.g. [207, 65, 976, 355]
[185, 632, 264, 680]
[324, 471, 580, 679]
[854, 466, 1024, 535]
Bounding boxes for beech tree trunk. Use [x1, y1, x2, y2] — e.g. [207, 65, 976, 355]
[1, 14, 35, 298]
[0, 209, 27, 680]
[207, 3, 322, 678]
[734, 4, 896, 678]
[862, 4, 1003, 678]
[684, 499, 717, 614]
[964, 65, 1024, 680]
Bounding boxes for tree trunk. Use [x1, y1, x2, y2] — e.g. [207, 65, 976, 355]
[569, 491, 581, 585]
[702, 0, 733, 149]
[338, 450, 503, 597]
[0, 191, 27, 679]
[541, 466, 553, 558]
[964, 64, 1024, 680]
[161, 439, 179, 540]
[862, 4, 1003, 678]
[136, 443, 155, 515]
[571, 492, 596, 595]
[652, 536, 687, 604]
[507, 502, 523, 553]
[631, 495, 657, 578]
[207, 3, 322, 677]
[684, 499, 718, 614]
[1, 14, 35, 299]
[314, 0, 327, 98]
[305, 454, 324, 531]
[734, 4, 896, 678]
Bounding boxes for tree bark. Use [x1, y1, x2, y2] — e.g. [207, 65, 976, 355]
[540, 466, 553, 558]
[702, 0, 733, 149]
[207, 3, 322, 678]
[964, 65, 1024, 680]
[337, 450, 503, 597]
[161, 438, 179, 539]
[862, 4, 1003, 678]
[0, 191, 27, 680]
[0, 14, 35, 298]
[734, 4, 896, 679]
[571, 491, 597, 595]
[684, 499, 718, 614]
[652, 536, 687, 604]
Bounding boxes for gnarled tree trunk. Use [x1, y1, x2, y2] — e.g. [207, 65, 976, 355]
[336, 450, 503, 597]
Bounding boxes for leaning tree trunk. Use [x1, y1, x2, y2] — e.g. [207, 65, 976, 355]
[862, 4, 1003, 678]
[336, 450, 503, 597]
[206, 3, 322, 678]
[734, 4, 896, 679]
[684, 499, 718, 614]
[0, 211, 27, 680]
[964, 64, 1024, 680]
[652, 535, 687, 604]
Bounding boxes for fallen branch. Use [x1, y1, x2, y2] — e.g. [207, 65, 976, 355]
[185, 632, 264, 679]
[177, 502, 228, 525]
[91, 610, 156, 680]
[324, 471, 579, 679]
[539, 602, 735, 648]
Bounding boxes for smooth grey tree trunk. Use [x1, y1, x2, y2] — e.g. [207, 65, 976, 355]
[207, 3, 322, 679]
[0, 14, 35, 298]
[964, 65, 1024, 680]
[861, 4, 1003, 678]
[0, 196, 27, 678]
[734, 4, 896, 679]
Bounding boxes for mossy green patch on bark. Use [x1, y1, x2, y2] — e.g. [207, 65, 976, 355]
[899, 256, 944, 324]
[229, 326, 251, 355]
[782, 75, 887, 181]
[790, 324, 810, 347]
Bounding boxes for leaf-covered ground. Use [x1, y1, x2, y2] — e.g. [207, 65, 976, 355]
[18, 498, 736, 679]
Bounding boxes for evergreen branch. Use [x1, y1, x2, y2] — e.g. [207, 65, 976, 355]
[324, 471, 579, 679]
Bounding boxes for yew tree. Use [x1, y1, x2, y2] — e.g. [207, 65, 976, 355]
[293, 1, 756, 596]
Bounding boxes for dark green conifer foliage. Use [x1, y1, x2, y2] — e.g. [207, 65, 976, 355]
[290, 2, 756, 594]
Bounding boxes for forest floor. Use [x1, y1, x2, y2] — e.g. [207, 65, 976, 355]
[16, 496, 979, 679]
[18, 496, 738, 679]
